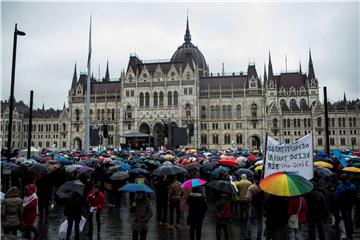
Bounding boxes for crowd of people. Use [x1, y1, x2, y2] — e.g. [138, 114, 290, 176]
[1, 147, 360, 240]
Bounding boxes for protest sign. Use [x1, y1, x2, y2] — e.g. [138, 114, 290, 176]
[264, 133, 313, 180]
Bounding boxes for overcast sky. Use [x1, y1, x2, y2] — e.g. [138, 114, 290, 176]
[1, 1, 359, 109]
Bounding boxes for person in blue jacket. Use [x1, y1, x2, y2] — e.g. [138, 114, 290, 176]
[335, 174, 357, 240]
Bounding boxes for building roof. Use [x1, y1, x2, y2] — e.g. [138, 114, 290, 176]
[277, 72, 307, 88]
[200, 74, 247, 90]
[91, 81, 120, 94]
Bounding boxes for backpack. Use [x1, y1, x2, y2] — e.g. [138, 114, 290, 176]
[251, 190, 265, 208]
[216, 203, 231, 220]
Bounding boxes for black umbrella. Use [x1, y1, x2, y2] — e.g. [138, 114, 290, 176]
[27, 164, 49, 175]
[207, 180, 237, 194]
[184, 163, 200, 171]
[56, 180, 85, 199]
[152, 165, 187, 176]
[234, 168, 254, 177]
[110, 171, 129, 181]
[129, 168, 149, 174]
[314, 166, 334, 178]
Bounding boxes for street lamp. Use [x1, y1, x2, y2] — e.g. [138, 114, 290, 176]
[7, 23, 25, 160]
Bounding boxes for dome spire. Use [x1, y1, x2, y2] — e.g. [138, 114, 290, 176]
[184, 11, 191, 43]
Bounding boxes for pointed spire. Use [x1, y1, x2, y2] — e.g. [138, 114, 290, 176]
[308, 49, 315, 79]
[268, 51, 273, 80]
[263, 63, 267, 83]
[71, 62, 78, 89]
[42, 103, 45, 111]
[63, 102, 66, 110]
[299, 61, 302, 74]
[103, 59, 110, 82]
[343, 92, 347, 103]
[184, 12, 191, 43]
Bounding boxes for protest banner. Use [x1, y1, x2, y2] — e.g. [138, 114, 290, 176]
[264, 133, 313, 180]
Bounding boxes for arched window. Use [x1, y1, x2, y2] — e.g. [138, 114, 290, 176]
[173, 91, 178, 106]
[159, 92, 164, 106]
[201, 106, 207, 119]
[145, 92, 150, 107]
[236, 134, 243, 144]
[353, 117, 357, 126]
[338, 117, 342, 127]
[139, 93, 144, 107]
[101, 109, 105, 120]
[340, 138, 346, 145]
[153, 92, 158, 106]
[111, 109, 115, 120]
[251, 103, 257, 117]
[227, 105, 232, 119]
[75, 109, 80, 121]
[201, 134, 207, 144]
[283, 119, 286, 128]
[297, 119, 300, 127]
[236, 105, 241, 118]
[318, 138, 323, 146]
[317, 117, 322, 127]
[168, 91, 172, 106]
[222, 106, 227, 119]
[210, 106, 215, 119]
[62, 123, 66, 131]
[224, 134, 231, 144]
[287, 119, 290, 128]
[342, 117, 346, 127]
[215, 106, 220, 119]
[212, 134, 219, 144]
[125, 105, 132, 119]
[185, 104, 191, 118]
[349, 117, 353, 127]
[273, 118, 278, 128]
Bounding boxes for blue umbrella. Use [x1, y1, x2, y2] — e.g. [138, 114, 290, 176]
[121, 163, 132, 171]
[211, 166, 230, 176]
[118, 183, 153, 193]
[55, 157, 71, 164]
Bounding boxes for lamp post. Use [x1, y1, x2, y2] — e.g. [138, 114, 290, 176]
[7, 23, 25, 160]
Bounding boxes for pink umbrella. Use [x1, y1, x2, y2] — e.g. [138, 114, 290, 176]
[181, 178, 207, 189]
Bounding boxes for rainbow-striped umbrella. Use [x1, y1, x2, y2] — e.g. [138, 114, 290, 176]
[260, 172, 313, 197]
[181, 178, 207, 189]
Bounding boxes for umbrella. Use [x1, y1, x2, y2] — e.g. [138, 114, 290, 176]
[110, 171, 129, 181]
[313, 161, 333, 169]
[207, 180, 237, 193]
[259, 172, 313, 197]
[254, 160, 263, 166]
[118, 183, 153, 193]
[152, 165, 187, 176]
[181, 178, 207, 189]
[255, 165, 263, 171]
[342, 167, 360, 173]
[129, 168, 149, 174]
[235, 168, 254, 177]
[56, 180, 85, 199]
[247, 155, 257, 162]
[200, 162, 214, 172]
[27, 164, 49, 175]
[314, 166, 334, 178]
[211, 167, 229, 176]
[184, 163, 200, 171]
[219, 159, 239, 166]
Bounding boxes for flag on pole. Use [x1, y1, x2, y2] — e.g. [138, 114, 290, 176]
[87, 15, 92, 70]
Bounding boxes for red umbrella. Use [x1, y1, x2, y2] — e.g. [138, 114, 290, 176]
[219, 159, 239, 166]
[247, 155, 257, 162]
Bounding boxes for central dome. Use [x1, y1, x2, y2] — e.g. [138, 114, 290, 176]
[170, 17, 207, 71]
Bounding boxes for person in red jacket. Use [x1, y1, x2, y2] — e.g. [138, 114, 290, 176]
[288, 196, 308, 240]
[86, 184, 106, 235]
[23, 184, 40, 240]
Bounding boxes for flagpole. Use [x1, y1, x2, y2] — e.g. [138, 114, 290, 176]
[84, 15, 92, 153]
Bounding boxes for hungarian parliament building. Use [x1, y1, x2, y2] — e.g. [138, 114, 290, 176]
[1, 19, 359, 151]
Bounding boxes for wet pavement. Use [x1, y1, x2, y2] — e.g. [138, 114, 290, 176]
[2, 194, 360, 239]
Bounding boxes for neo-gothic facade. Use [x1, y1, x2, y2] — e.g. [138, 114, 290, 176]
[1, 19, 359, 151]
